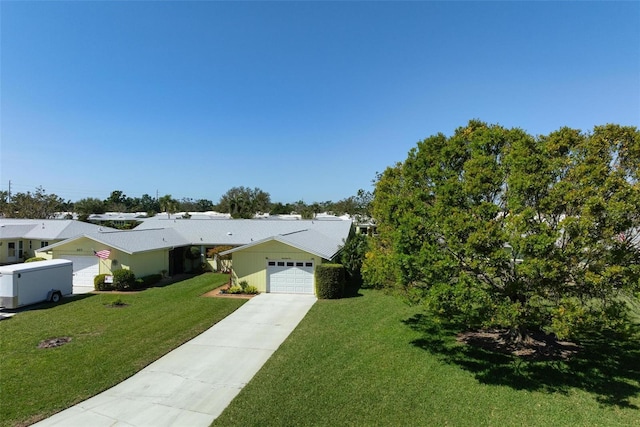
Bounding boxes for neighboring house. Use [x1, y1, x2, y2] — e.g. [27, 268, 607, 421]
[221, 224, 350, 295]
[0, 219, 113, 264]
[87, 212, 149, 228]
[37, 228, 191, 287]
[36, 218, 353, 295]
[355, 221, 377, 236]
[141, 211, 231, 221]
[137, 218, 352, 295]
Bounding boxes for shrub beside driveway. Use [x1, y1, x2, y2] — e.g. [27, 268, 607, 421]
[0, 273, 245, 427]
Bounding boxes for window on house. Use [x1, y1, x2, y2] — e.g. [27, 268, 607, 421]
[40, 241, 49, 248]
[277, 261, 285, 266]
[268, 261, 276, 266]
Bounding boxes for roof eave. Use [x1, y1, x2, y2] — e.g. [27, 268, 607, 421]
[221, 235, 333, 260]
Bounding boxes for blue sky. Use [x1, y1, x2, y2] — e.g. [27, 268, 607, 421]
[1, 1, 638, 205]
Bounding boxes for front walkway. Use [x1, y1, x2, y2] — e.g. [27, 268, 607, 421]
[34, 293, 317, 427]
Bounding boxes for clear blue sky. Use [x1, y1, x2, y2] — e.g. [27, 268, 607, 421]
[1, 1, 638, 205]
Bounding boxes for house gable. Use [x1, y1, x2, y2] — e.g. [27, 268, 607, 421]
[230, 239, 323, 293]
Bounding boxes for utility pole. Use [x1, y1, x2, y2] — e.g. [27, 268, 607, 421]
[8, 180, 11, 203]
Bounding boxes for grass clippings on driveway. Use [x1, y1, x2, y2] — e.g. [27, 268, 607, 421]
[212, 289, 640, 427]
[0, 273, 245, 427]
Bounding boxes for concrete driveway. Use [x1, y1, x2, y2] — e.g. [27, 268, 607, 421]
[33, 293, 316, 427]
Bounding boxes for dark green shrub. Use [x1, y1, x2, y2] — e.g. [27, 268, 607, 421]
[340, 231, 368, 288]
[315, 264, 346, 299]
[239, 280, 249, 291]
[113, 269, 136, 291]
[94, 273, 114, 291]
[25, 257, 47, 263]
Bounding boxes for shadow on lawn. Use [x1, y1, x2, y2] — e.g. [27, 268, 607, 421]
[404, 313, 640, 408]
[0, 293, 97, 319]
[343, 282, 365, 299]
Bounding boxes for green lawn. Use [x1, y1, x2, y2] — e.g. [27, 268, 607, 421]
[213, 289, 640, 427]
[0, 273, 245, 427]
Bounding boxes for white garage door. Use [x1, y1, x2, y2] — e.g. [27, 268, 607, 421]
[63, 256, 99, 289]
[267, 260, 314, 294]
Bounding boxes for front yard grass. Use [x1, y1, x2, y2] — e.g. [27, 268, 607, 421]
[0, 273, 245, 427]
[213, 288, 640, 427]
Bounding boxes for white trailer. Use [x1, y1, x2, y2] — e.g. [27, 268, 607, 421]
[0, 259, 73, 309]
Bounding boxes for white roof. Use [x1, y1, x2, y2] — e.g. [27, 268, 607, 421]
[88, 212, 148, 221]
[136, 218, 351, 251]
[221, 227, 347, 260]
[0, 219, 113, 240]
[39, 228, 190, 255]
[36, 218, 352, 260]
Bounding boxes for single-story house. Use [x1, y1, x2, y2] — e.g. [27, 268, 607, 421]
[35, 218, 352, 295]
[0, 219, 113, 265]
[36, 228, 191, 287]
[87, 212, 149, 227]
[220, 224, 350, 294]
[137, 218, 353, 295]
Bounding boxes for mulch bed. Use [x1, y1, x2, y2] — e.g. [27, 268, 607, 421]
[457, 329, 580, 361]
[201, 283, 257, 299]
[38, 337, 72, 349]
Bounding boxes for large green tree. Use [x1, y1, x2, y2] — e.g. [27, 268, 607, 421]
[0, 187, 66, 219]
[158, 194, 179, 218]
[74, 197, 106, 218]
[363, 121, 640, 340]
[217, 187, 271, 219]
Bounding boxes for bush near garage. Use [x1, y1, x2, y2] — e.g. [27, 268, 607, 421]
[315, 264, 346, 299]
[94, 274, 114, 291]
[244, 285, 259, 295]
[25, 257, 47, 263]
[227, 285, 244, 294]
[112, 269, 136, 291]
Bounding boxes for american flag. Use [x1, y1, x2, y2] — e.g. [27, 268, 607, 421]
[94, 249, 111, 259]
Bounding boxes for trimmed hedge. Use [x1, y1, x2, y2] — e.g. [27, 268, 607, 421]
[25, 257, 47, 263]
[94, 273, 113, 291]
[315, 264, 346, 299]
[113, 269, 136, 291]
[95, 271, 160, 291]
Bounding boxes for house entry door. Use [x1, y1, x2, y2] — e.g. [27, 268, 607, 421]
[7, 242, 17, 262]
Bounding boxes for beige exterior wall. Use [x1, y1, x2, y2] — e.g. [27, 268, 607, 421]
[115, 250, 169, 278]
[36, 237, 113, 274]
[0, 240, 18, 264]
[35, 237, 169, 278]
[230, 240, 323, 293]
[1, 239, 61, 264]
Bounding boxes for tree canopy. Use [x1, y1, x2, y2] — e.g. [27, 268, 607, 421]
[1, 184, 372, 221]
[0, 187, 67, 219]
[217, 186, 271, 219]
[363, 120, 640, 339]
